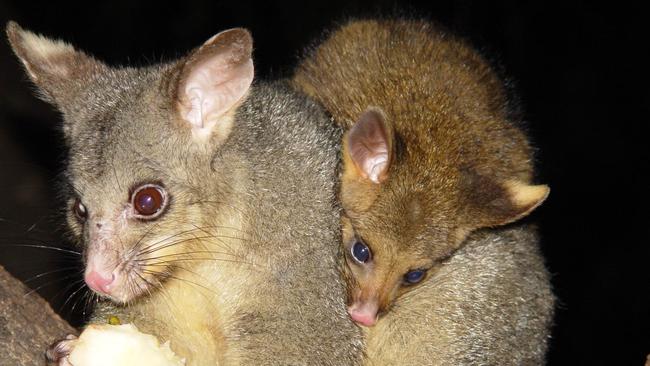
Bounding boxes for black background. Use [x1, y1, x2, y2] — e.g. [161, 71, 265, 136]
[0, 1, 647, 365]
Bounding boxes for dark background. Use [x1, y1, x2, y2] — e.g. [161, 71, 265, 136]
[0, 1, 647, 365]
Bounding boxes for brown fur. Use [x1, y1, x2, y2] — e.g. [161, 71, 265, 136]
[293, 19, 554, 363]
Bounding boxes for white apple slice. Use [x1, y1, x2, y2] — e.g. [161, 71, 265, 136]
[68, 323, 185, 366]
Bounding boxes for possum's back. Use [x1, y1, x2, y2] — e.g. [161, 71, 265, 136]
[293, 19, 533, 183]
[293, 19, 509, 130]
[232, 81, 344, 255]
[223, 81, 365, 365]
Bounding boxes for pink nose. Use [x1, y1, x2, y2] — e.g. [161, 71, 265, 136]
[348, 302, 378, 327]
[85, 271, 115, 294]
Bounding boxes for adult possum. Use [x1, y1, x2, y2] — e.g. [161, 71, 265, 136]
[7, 22, 363, 365]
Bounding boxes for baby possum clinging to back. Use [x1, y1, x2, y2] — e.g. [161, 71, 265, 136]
[293, 19, 550, 326]
[7, 23, 363, 365]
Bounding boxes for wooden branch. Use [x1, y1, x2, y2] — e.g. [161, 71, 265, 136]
[0, 265, 77, 366]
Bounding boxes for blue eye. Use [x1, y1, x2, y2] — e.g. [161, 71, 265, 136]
[404, 270, 426, 284]
[351, 240, 371, 263]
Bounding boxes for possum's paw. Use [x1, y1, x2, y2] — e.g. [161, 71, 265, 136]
[45, 334, 78, 366]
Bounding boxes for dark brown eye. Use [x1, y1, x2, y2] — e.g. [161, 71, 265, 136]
[132, 184, 166, 218]
[73, 199, 87, 222]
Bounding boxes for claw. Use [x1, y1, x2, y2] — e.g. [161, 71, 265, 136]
[45, 334, 78, 366]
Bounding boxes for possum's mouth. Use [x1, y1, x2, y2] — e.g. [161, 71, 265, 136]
[84, 223, 246, 303]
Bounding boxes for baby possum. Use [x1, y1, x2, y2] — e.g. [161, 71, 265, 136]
[7, 23, 363, 365]
[293, 18, 554, 364]
[364, 225, 554, 364]
[293, 19, 550, 326]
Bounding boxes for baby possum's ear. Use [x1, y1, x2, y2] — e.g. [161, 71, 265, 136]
[340, 107, 394, 213]
[343, 108, 394, 184]
[462, 170, 549, 228]
[175, 28, 254, 141]
[6, 21, 107, 107]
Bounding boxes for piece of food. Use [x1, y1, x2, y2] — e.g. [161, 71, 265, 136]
[68, 323, 185, 366]
[107, 315, 121, 325]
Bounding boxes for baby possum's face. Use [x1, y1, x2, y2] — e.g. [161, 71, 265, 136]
[7, 23, 254, 303]
[339, 108, 549, 326]
[340, 160, 461, 327]
[342, 217, 439, 328]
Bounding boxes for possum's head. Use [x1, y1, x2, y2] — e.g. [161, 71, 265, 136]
[7, 22, 254, 303]
[340, 108, 549, 326]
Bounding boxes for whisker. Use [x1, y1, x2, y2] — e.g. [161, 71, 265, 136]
[136, 249, 240, 262]
[80, 290, 96, 322]
[0, 243, 81, 256]
[134, 225, 246, 255]
[144, 257, 256, 267]
[22, 266, 81, 283]
[134, 271, 181, 322]
[68, 286, 91, 320]
[136, 234, 247, 257]
[0, 216, 53, 235]
[136, 237, 216, 258]
[60, 282, 89, 315]
[142, 269, 217, 296]
[124, 222, 161, 259]
[49, 278, 86, 304]
[23, 273, 83, 298]
[191, 224, 236, 254]
[133, 227, 217, 254]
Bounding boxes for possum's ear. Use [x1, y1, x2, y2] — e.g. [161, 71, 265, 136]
[463, 171, 549, 227]
[6, 21, 107, 107]
[176, 28, 254, 141]
[343, 108, 394, 184]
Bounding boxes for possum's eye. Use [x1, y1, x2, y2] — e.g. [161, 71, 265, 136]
[131, 184, 167, 219]
[73, 199, 87, 222]
[351, 240, 371, 264]
[403, 269, 426, 285]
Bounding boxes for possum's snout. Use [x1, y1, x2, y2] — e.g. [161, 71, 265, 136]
[84, 247, 138, 302]
[347, 301, 378, 326]
[85, 270, 115, 294]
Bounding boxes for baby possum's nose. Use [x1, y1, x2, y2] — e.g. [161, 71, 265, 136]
[347, 301, 378, 326]
[85, 270, 116, 295]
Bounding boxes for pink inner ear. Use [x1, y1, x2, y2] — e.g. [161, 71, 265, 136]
[347, 109, 392, 184]
[178, 29, 254, 136]
[181, 56, 254, 130]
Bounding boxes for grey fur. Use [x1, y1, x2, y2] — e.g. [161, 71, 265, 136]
[7, 23, 363, 365]
[364, 226, 554, 365]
